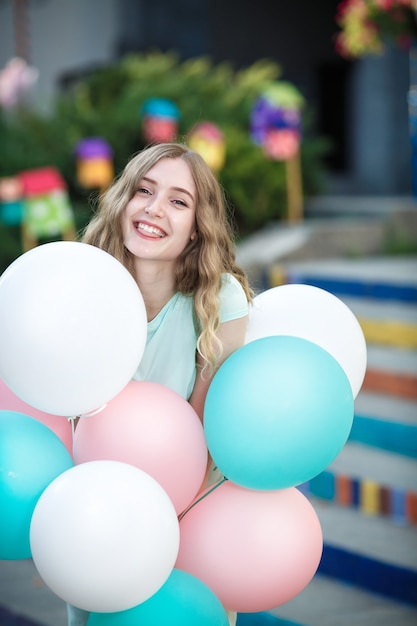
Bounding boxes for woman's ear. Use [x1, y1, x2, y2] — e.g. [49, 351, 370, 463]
[190, 229, 198, 241]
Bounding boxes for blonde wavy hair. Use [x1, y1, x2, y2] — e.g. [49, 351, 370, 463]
[81, 142, 252, 372]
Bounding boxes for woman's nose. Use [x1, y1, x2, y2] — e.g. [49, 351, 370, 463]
[145, 196, 164, 217]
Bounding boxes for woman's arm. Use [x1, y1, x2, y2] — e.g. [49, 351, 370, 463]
[188, 315, 248, 422]
[189, 315, 248, 491]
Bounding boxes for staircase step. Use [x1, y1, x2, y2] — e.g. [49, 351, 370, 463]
[355, 392, 417, 426]
[237, 613, 303, 626]
[0, 559, 302, 626]
[351, 392, 417, 458]
[0, 606, 44, 626]
[329, 441, 417, 492]
[310, 499, 417, 605]
[270, 573, 417, 626]
[363, 345, 417, 399]
[301, 442, 417, 525]
[0, 559, 66, 626]
[343, 296, 417, 349]
[266, 262, 417, 349]
[344, 296, 417, 323]
[269, 257, 417, 303]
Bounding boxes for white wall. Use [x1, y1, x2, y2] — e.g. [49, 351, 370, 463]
[0, 0, 119, 112]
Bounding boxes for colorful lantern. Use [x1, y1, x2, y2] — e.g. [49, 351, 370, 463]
[0, 176, 24, 226]
[141, 98, 180, 144]
[250, 82, 304, 161]
[188, 122, 226, 172]
[74, 137, 114, 189]
[18, 167, 76, 250]
[250, 82, 305, 222]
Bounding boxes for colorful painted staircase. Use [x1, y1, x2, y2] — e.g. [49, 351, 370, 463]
[264, 255, 417, 626]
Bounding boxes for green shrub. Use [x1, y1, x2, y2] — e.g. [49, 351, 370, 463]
[0, 51, 330, 271]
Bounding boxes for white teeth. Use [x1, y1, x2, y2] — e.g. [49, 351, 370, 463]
[136, 222, 165, 237]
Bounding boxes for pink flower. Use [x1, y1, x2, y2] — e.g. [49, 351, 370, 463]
[0, 57, 38, 109]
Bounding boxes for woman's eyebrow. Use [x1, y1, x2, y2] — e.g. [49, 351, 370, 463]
[141, 176, 195, 202]
[172, 186, 195, 202]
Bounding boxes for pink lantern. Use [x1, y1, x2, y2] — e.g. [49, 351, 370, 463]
[250, 82, 304, 162]
[188, 122, 226, 172]
[141, 98, 180, 143]
[263, 128, 300, 161]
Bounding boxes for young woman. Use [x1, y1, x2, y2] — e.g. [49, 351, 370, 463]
[67, 142, 252, 626]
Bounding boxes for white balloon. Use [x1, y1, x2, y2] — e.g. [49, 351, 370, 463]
[0, 242, 147, 416]
[30, 461, 180, 612]
[246, 284, 367, 398]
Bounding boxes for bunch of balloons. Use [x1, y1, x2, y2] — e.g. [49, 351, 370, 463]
[0, 242, 220, 622]
[175, 283, 366, 613]
[0, 241, 367, 623]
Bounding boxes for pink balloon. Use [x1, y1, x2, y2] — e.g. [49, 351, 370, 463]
[0, 376, 72, 454]
[73, 381, 208, 515]
[176, 482, 323, 612]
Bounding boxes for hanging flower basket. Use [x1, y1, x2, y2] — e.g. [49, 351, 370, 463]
[335, 0, 417, 58]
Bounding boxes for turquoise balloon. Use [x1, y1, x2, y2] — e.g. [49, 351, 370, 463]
[204, 336, 354, 490]
[0, 411, 74, 559]
[88, 569, 228, 626]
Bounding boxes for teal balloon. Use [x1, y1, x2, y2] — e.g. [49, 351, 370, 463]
[0, 411, 74, 559]
[87, 569, 228, 626]
[204, 336, 354, 490]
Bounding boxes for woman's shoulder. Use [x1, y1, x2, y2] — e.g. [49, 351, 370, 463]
[219, 273, 249, 322]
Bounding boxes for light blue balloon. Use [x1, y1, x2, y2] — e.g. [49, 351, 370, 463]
[0, 410, 74, 559]
[204, 336, 354, 490]
[87, 569, 228, 626]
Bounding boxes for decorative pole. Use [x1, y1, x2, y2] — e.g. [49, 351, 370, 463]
[250, 81, 305, 223]
[285, 149, 304, 223]
[13, 0, 30, 62]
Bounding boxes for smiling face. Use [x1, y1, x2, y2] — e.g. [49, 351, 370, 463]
[122, 157, 197, 267]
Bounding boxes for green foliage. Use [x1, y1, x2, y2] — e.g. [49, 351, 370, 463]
[0, 51, 330, 270]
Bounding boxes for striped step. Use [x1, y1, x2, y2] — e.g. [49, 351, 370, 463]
[0, 559, 66, 626]
[0, 606, 44, 626]
[237, 613, 303, 626]
[269, 257, 417, 303]
[363, 345, 417, 400]
[300, 441, 417, 526]
[309, 499, 417, 606]
[342, 297, 417, 350]
[0, 558, 302, 626]
[351, 391, 417, 458]
[0, 561, 305, 626]
[270, 573, 417, 626]
[266, 263, 417, 350]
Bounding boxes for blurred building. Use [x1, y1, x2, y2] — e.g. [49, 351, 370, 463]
[0, 0, 412, 195]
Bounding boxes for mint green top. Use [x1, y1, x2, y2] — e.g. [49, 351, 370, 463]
[133, 273, 248, 399]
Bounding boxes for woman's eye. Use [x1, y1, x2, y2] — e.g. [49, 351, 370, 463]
[173, 198, 187, 207]
[137, 187, 150, 195]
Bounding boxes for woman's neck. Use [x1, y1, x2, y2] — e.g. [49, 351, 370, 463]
[134, 261, 176, 322]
